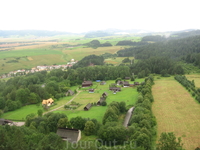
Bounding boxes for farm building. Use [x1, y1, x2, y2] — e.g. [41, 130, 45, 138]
[42, 98, 54, 106]
[125, 77, 130, 80]
[97, 97, 106, 105]
[117, 81, 124, 85]
[0, 119, 13, 125]
[123, 81, 130, 87]
[88, 89, 95, 93]
[66, 90, 74, 96]
[56, 128, 81, 143]
[100, 81, 106, 85]
[84, 103, 92, 111]
[109, 87, 121, 94]
[82, 81, 93, 87]
[102, 92, 108, 98]
[134, 82, 140, 85]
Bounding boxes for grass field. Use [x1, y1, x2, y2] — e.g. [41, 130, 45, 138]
[104, 57, 134, 65]
[54, 80, 140, 123]
[62, 46, 124, 60]
[0, 35, 140, 74]
[1, 79, 141, 123]
[152, 77, 200, 150]
[186, 74, 200, 88]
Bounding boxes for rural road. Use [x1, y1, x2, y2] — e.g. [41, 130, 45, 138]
[123, 107, 135, 127]
[43, 91, 81, 115]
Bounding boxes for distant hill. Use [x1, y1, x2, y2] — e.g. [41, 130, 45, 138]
[0, 30, 76, 37]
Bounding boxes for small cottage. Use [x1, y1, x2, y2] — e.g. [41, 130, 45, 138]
[56, 128, 81, 143]
[109, 87, 121, 92]
[123, 81, 130, 87]
[89, 89, 95, 93]
[125, 77, 130, 80]
[84, 103, 92, 111]
[97, 97, 106, 105]
[82, 81, 93, 87]
[102, 92, 108, 98]
[134, 82, 140, 85]
[0, 119, 13, 125]
[66, 90, 74, 96]
[42, 98, 54, 106]
[100, 81, 106, 85]
[117, 81, 124, 85]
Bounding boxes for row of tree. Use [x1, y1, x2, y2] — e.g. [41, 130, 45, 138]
[129, 76, 156, 149]
[174, 75, 200, 103]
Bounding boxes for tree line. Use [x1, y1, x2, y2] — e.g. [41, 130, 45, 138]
[175, 75, 200, 103]
[117, 35, 200, 61]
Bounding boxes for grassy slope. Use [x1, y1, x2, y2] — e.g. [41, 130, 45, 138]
[152, 77, 200, 150]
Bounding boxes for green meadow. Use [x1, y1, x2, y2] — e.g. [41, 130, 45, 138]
[1, 79, 142, 122]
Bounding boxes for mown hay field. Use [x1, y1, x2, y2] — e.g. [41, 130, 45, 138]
[62, 46, 123, 60]
[186, 74, 200, 88]
[152, 77, 200, 150]
[0, 54, 66, 74]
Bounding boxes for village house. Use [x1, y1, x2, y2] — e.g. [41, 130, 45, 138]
[123, 81, 130, 87]
[0, 119, 13, 125]
[66, 90, 74, 96]
[125, 77, 131, 80]
[102, 92, 108, 98]
[100, 81, 106, 85]
[97, 97, 106, 105]
[82, 81, 93, 87]
[84, 103, 92, 111]
[134, 82, 140, 85]
[42, 98, 54, 106]
[117, 80, 124, 86]
[56, 128, 81, 143]
[88, 89, 95, 93]
[109, 87, 121, 93]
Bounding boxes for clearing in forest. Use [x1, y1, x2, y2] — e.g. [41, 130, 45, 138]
[152, 77, 200, 150]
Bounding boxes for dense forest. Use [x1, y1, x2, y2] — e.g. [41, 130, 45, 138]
[117, 35, 200, 68]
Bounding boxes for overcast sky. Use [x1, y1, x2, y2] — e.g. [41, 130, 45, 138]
[0, 0, 199, 33]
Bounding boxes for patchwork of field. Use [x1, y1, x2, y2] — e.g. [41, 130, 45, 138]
[152, 77, 200, 150]
[186, 74, 200, 88]
[62, 46, 123, 60]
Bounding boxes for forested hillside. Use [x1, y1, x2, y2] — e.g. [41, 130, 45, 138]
[117, 35, 200, 68]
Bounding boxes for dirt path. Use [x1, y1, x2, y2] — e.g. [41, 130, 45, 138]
[123, 107, 134, 127]
[43, 91, 81, 115]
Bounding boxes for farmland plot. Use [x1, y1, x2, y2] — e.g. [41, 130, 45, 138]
[152, 78, 200, 150]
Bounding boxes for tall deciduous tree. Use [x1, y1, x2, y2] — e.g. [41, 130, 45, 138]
[156, 132, 185, 150]
[84, 121, 95, 136]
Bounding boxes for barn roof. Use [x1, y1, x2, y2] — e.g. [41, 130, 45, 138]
[56, 128, 81, 143]
[84, 103, 92, 110]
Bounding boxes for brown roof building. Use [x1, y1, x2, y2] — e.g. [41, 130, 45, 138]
[97, 97, 106, 105]
[82, 81, 93, 87]
[56, 128, 81, 143]
[0, 119, 13, 125]
[84, 103, 92, 111]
